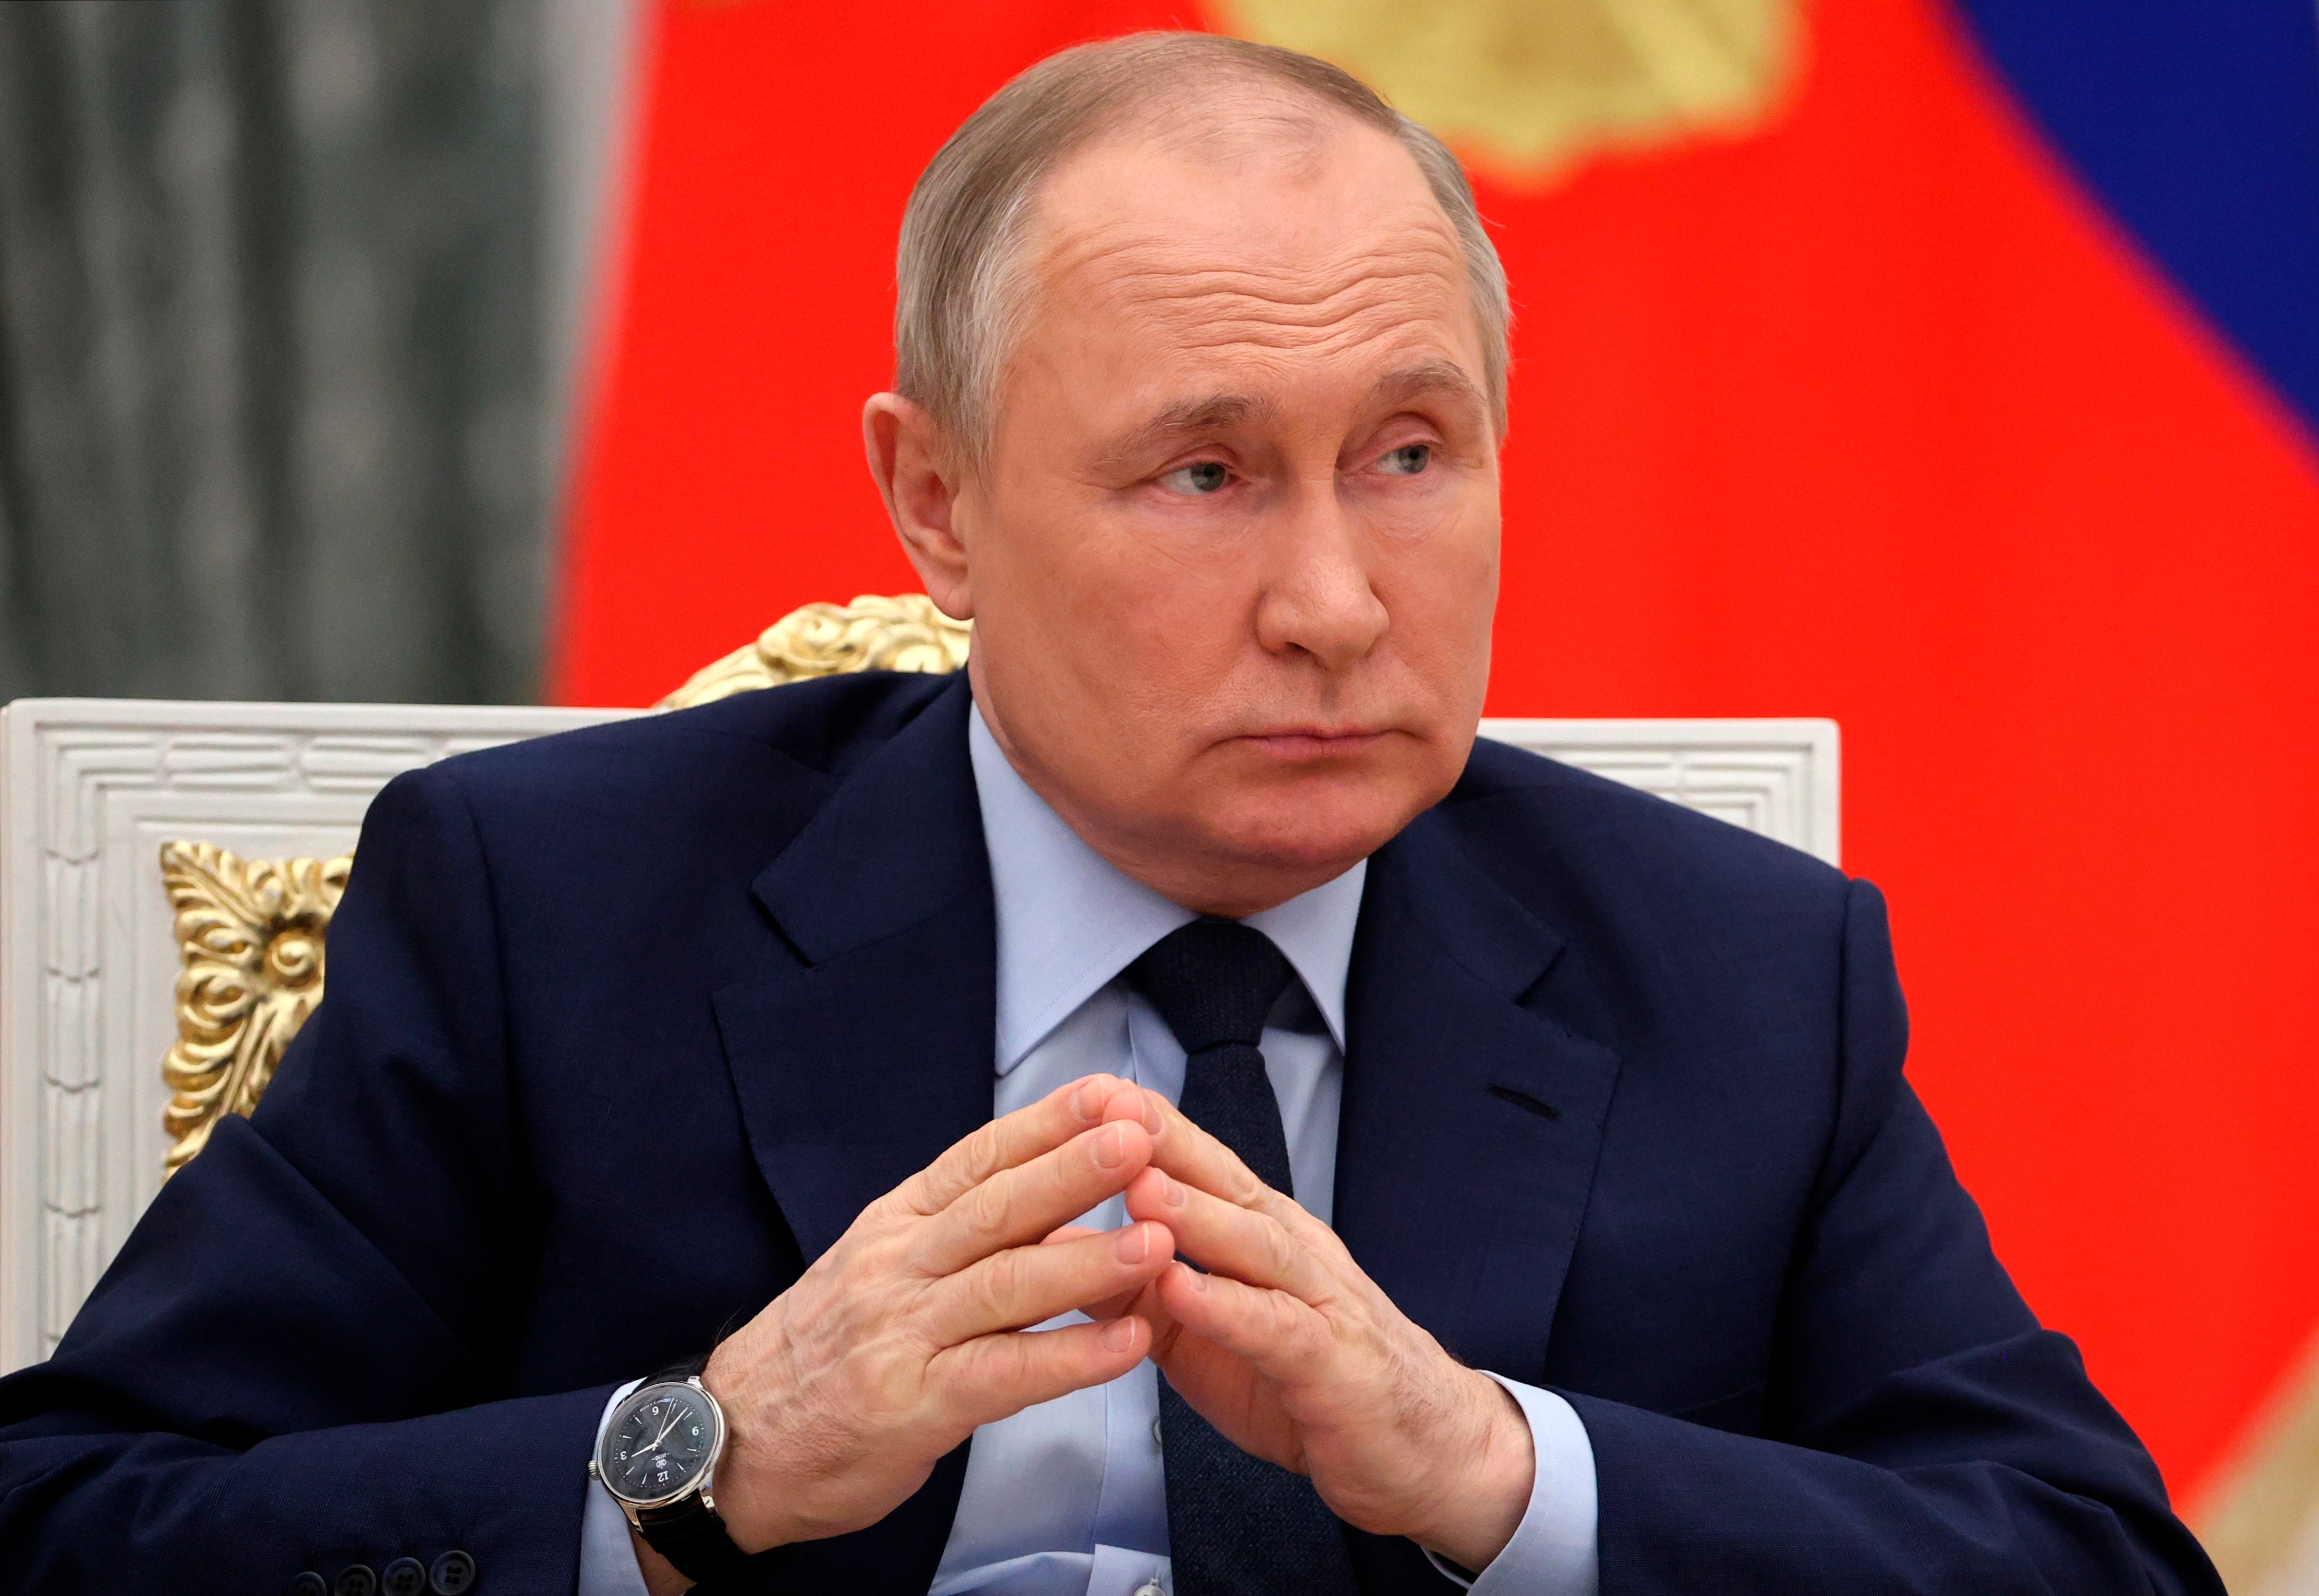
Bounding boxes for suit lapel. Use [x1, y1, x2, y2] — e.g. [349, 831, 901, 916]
[711, 675, 995, 1265]
[1334, 807, 1621, 1382]
[709, 678, 993, 1593]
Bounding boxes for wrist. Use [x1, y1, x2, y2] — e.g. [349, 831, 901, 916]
[1418, 1371, 1535, 1574]
[697, 1344, 786, 1555]
[592, 1365, 755, 1580]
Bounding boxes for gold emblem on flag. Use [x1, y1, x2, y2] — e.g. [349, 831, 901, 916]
[1207, 0, 1807, 185]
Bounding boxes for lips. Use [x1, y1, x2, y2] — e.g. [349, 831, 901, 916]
[1237, 728, 1388, 757]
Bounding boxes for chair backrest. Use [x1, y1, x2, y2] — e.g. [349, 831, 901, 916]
[0, 596, 1834, 1373]
[0, 699, 628, 1372]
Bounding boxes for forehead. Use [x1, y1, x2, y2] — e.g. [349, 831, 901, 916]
[1017, 112, 1480, 389]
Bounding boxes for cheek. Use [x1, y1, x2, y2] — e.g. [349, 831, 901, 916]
[971, 498, 1247, 736]
[1383, 506, 1499, 683]
[1031, 512, 1252, 664]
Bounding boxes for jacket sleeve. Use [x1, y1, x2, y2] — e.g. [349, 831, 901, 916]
[0, 765, 613, 1595]
[1565, 880, 2221, 1595]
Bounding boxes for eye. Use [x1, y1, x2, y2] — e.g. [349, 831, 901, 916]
[1157, 460, 1231, 496]
[1378, 443, 1431, 476]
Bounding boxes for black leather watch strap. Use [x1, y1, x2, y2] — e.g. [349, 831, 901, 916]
[630, 1358, 750, 1584]
[636, 1491, 750, 1584]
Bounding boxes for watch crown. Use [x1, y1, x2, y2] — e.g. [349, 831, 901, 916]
[587, 1459, 600, 1481]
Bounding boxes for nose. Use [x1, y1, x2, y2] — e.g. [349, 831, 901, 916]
[1253, 479, 1389, 672]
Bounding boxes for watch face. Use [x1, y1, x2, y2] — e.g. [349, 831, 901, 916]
[600, 1382, 722, 1506]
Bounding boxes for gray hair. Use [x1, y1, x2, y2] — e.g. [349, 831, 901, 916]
[893, 32, 1512, 462]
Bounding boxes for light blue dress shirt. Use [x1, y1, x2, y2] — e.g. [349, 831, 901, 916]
[578, 705, 1599, 1595]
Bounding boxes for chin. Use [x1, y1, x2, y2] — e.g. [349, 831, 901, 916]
[1203, 782, 1427, 881]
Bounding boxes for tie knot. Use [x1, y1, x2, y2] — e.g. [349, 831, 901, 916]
[1127, 918, 1294, 1056]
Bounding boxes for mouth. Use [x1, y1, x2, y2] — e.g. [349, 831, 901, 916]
[1234, 727, 1390, 760]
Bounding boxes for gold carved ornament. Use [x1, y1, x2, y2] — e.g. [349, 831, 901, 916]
[658, 592, 969, 709]
[159, 595, 965, 1174]
[1208, 0, 1807, 185]
[159, 842, 349, 1174]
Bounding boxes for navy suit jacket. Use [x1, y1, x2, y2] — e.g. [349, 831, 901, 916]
[0, 673, 2218, 1594]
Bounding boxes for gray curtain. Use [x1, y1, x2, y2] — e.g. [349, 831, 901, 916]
[0, 0, 619, 705]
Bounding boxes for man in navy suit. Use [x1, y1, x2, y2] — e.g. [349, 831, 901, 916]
[0, 31, 2219, 1596]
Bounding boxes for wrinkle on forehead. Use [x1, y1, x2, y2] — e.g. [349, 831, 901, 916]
[1045, 220, 1473, 363]
[994, 116, 1487, 437]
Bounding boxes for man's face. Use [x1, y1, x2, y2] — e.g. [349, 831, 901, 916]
[907, 113, 1499, 914]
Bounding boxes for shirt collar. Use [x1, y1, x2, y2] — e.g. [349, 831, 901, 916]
[969, 701, 1366, 1074]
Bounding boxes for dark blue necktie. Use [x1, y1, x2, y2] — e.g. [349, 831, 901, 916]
[1127, 918, 1358, 1596]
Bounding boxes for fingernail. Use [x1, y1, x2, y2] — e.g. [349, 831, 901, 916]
[1183, 1265, 1209, 1293]
[1115, 1224, 1149, 1264]
[1140, 1091, 1164, 1135]
[1093, 1124, 1127, 1168]
[1162, 1174, 1185, 1207]
[1100, 1316, 1137, 1352]
[1072, 1079, 1105, 1121]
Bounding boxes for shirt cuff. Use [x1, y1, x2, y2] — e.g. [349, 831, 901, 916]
[579, 1380, 650, 1596]
[1422, 1374, 1599, 1596]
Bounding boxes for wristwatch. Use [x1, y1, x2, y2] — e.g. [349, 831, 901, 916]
[589, 1359, 750, 1583]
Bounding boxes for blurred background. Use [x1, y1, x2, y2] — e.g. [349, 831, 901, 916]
[0, 0, 2313, 1585]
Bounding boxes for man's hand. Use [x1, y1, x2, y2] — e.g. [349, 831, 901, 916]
[652, 1075, 1173, 1588]
[1117, 1092, 1537, 1574]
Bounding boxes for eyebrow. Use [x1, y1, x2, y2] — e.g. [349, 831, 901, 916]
[1091, 359, 1489, 473]
[1094, 392, 1280, 472]
[1366, 359, 1489, 424]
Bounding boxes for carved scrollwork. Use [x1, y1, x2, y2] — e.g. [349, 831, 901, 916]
[659, 593, 970, 709]
[159, 841, 350, 1174]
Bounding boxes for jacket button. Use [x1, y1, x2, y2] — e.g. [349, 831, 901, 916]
[382, 1558, 426, 1596]
[334, 1566, 378, 1596]
[291, 1577, 327, 1596]
[429, 1550, 477, 1595]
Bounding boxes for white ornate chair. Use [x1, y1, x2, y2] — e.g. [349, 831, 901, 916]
[0, 595, 1836, 1376]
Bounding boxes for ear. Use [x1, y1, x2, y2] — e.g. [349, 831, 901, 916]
[863, 393, 974, 619]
